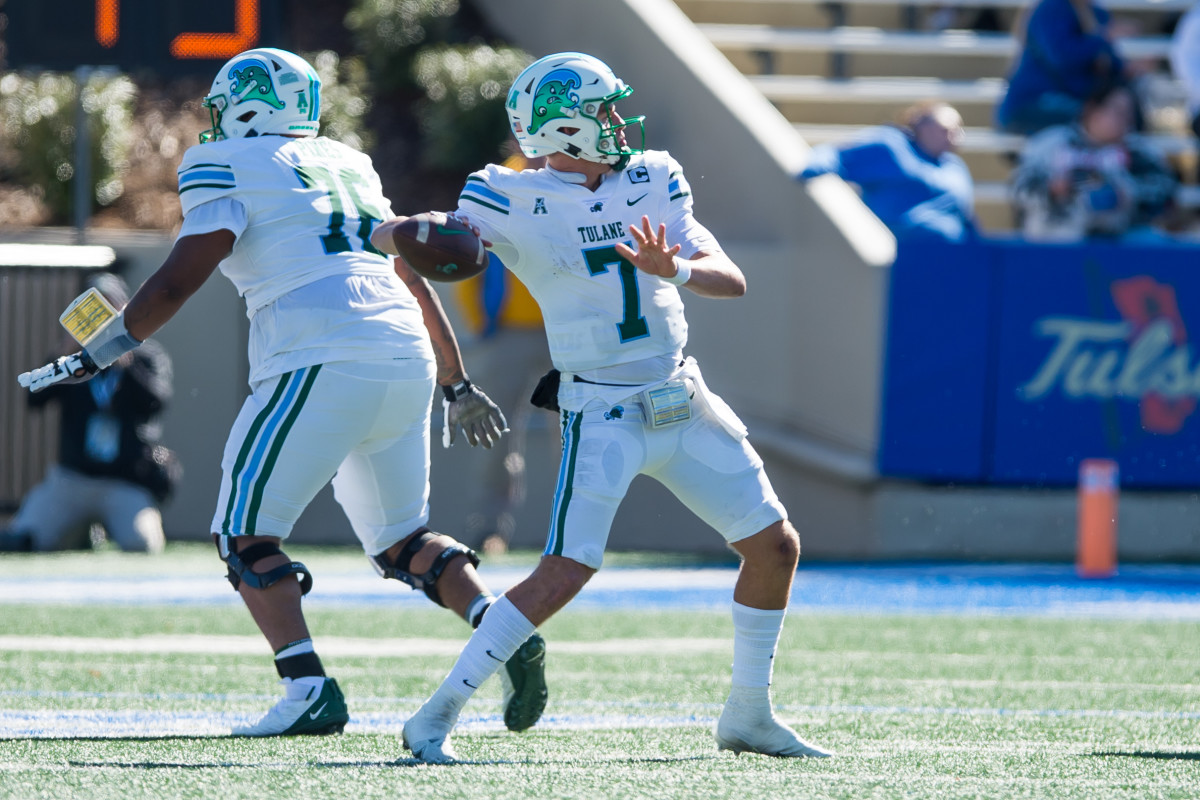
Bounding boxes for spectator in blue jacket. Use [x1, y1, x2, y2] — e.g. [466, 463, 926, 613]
[997, 0, 1125, 135]
[799, 101, 977, 242]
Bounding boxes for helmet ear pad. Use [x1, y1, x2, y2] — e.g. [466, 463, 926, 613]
[507, 52, 645, 164]
[199, 48, 321, 143]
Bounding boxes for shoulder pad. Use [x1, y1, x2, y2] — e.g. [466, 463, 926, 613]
[177, 143, 239, 215]
[459, 166, 513, 216]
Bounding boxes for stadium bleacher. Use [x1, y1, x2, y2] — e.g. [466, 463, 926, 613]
[679, 0, 1193, 232]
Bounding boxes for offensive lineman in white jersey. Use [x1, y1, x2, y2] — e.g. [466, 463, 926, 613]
[17, 48, 547, 737]
[376, 52, 831, 762]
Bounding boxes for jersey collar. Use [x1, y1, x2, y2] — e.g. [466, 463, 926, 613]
[544, 165, 592, 185]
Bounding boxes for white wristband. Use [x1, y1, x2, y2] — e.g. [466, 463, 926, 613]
[86, 311, 142, 369]
[664, 258, 692, 286]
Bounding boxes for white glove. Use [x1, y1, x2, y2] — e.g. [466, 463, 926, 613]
[17, 351, 98, 393]
[441, 380, 508, 449]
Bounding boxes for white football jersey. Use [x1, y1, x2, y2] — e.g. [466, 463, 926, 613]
[177, 136, 432, 383]
[456, 150, 720, 374]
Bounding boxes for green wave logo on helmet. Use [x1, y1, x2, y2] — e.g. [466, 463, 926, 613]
[528, 68, 581, 136]
[228, 61, 285, 110]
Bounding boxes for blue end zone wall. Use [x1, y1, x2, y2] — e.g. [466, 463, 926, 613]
[880, 238, 1200, 489]
[879, 241, 995, 482]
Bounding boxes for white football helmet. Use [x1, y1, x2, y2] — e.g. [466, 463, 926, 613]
[200, 48, 321, 143]
[506, 52, 645, 169]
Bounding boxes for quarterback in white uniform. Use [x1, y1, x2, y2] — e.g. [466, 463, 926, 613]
[383, 52, 831, 763]
[19, 48, 547, 738]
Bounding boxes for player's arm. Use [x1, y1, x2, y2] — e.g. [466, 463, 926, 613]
[370, 209, 502, 382]
[674, 250, 747, 299]
[391, 253, 468, 387]
[18, 230, 232, 392]
[390, 254, 508, 449]
[122, 230, 234, 340]
[615, 215, 746, 299]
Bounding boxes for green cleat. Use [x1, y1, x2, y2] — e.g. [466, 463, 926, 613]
[232, 676, 349, 737]
[500, 632, 547, 732]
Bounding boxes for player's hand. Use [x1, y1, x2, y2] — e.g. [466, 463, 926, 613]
[17, 350, 99, 393]
[446, 212, 493, 248]
[443, 383, 508, 448]
[615, 215, 683, 279]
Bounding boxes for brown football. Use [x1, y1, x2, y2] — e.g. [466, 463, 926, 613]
[389, 212, 488, 283]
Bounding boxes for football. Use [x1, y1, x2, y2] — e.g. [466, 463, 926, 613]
[387, 211, 488, 283]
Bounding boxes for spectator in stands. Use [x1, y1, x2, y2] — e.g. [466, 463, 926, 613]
[1011, 82, 1177, 241]
[996, 0, 1127, 135]
[799, 101, 977, 242]
[0, 273, 178, 553]
[1170, 2, 1200, 181]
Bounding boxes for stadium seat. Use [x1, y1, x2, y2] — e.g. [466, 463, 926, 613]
[679, 0, 1192, 232]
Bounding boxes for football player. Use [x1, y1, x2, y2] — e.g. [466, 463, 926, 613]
[373, 52, 831, 763]
[17, 48, 547, 737]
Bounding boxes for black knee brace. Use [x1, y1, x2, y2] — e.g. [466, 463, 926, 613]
[370, 530, 479, 608]
[218, 537, 313, 596]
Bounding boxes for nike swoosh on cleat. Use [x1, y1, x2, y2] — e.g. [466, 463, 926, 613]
[309, 702, 328, 720]
[626, 194, 648, 206]
[485, 649, 504, 662]
[463, 679, 478, 689]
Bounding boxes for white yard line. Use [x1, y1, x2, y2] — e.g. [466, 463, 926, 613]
[1, 702, 1196, 741]
[0, 634, 726, 657]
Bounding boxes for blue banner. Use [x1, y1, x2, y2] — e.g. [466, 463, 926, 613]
[879, 238, 1200, 488]
[878, 242, 996, 482]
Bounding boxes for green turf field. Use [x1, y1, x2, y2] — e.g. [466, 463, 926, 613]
[0, 547, 1196, 799]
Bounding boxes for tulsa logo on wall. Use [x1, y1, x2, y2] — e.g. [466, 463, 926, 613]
[1019, 275, 1197, 435]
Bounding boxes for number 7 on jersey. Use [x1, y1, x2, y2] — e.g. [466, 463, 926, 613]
[583, 244, 650, 343]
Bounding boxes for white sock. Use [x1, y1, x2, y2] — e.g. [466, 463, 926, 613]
[443, 596, 536, 704]
[274, 638, 314, 659]
[731, 601, 786, 689]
